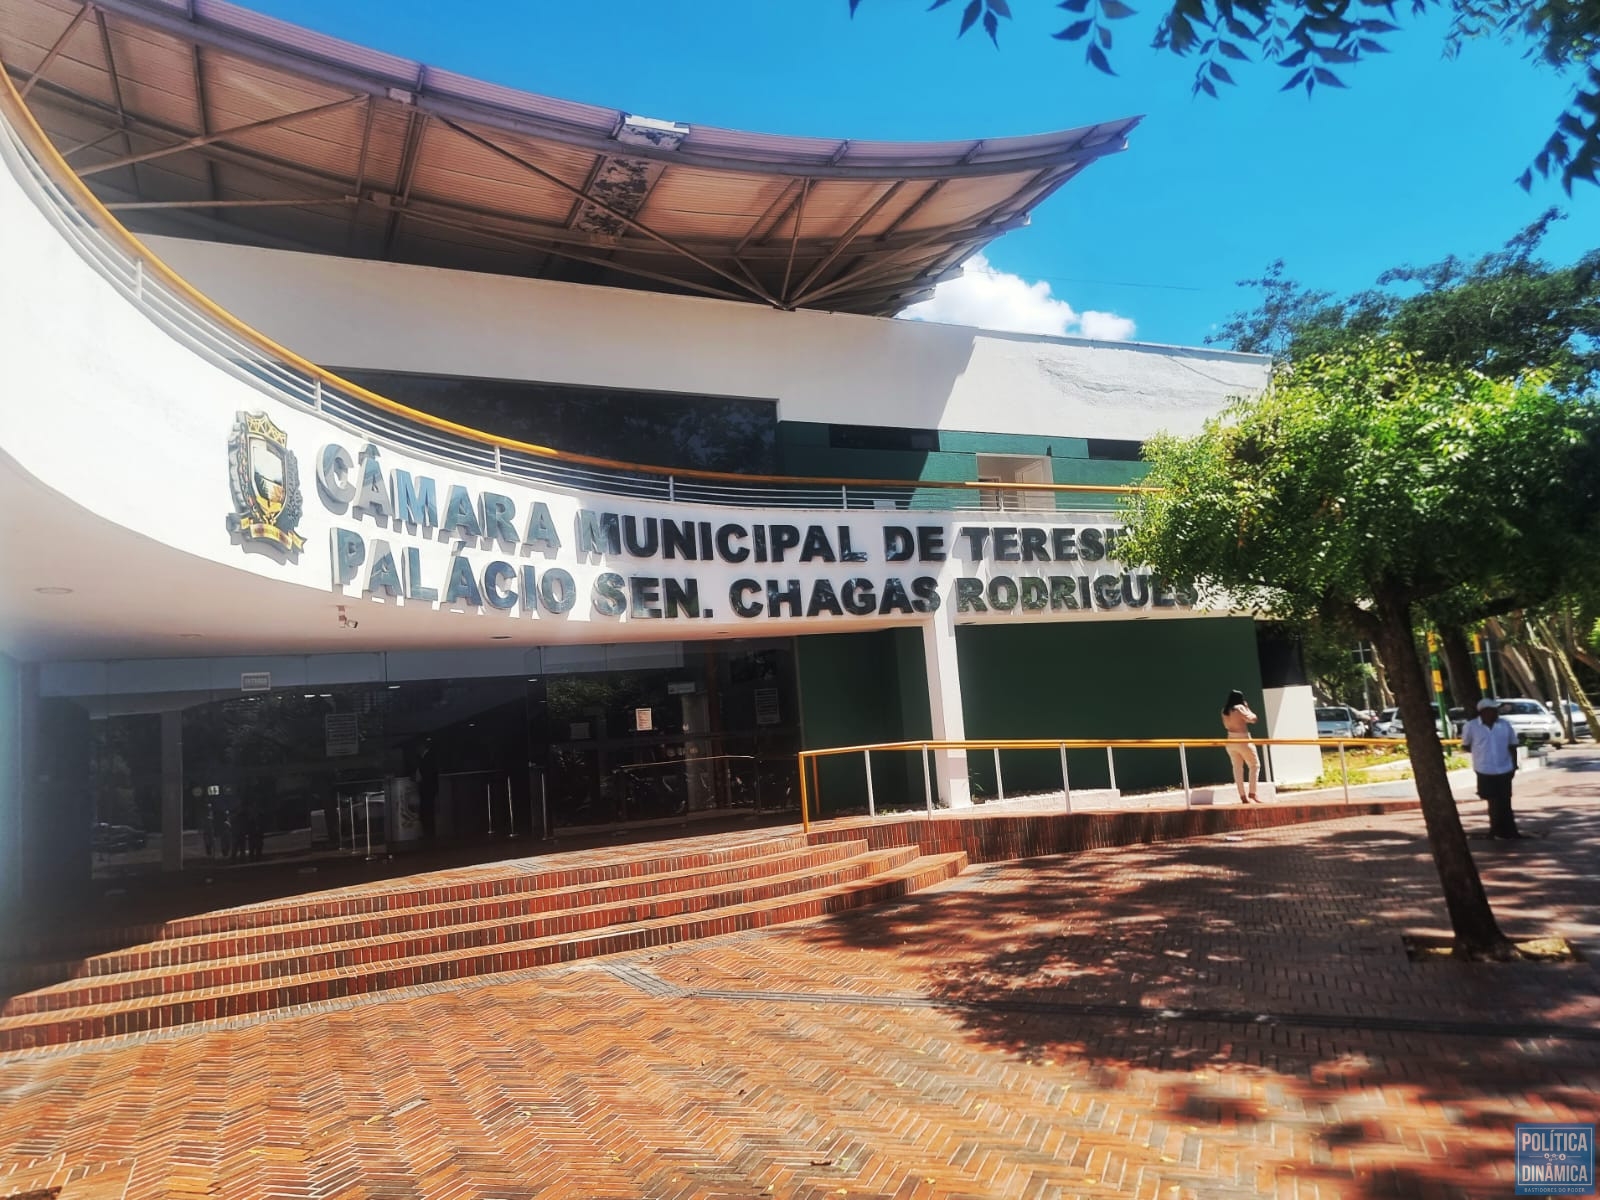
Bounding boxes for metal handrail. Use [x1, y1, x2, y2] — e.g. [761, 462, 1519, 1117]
[796, 736, 1454, 831]
[0, 67, 1151, 512]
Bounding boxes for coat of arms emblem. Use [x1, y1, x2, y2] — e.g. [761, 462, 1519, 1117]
[227, 411, 305, 556]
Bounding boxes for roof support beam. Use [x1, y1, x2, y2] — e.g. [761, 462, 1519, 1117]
[185, 6, 221, 212]
[93, 6, 138, 194]
[733, 179, 801, 256]
[19, 1, 93, 101]
[346, 95, 376, 252]
[382, 102, 430, 259]
[78, 94, 365, 176]
[787, 179, 904, 302]
[437, 116, 781, 307]
[780, 178, 810, 305]
[789, 170, 1052, 307]
[60, 126, 126, 160]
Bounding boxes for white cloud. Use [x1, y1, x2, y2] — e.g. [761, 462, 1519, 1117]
[898, 254, 1136, 341]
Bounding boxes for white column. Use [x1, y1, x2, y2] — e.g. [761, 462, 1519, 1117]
[921, 613, 971, 808]
[1262, 685, 1319, 785]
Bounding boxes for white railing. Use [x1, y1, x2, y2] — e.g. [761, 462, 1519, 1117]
[0, 82, 1134, 514]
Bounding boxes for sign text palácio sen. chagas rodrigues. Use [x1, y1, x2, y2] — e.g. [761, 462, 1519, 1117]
[314, 440, 1197, 622]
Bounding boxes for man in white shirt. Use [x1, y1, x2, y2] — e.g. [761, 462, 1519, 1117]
[1459, 698, 1521, 838]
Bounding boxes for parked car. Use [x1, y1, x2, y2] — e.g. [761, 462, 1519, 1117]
[1481, 698, 1564, 746]
[1560, 701, 1591, 740]
[1374, 707, 1402, 737]
[1315, 706, 1362, 739]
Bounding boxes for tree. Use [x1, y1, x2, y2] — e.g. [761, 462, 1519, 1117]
[1210, 211, 1600, 391]
[1119, 342, 1600, 957]
[850, 0, 1600, 191]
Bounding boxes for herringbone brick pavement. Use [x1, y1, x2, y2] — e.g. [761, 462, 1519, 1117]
[0, 753, 1595, 1198]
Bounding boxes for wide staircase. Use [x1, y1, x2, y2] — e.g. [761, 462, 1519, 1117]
[0, 831, 966, 1052]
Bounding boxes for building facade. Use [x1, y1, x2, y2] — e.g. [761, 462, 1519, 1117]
[0, 0, 1315, 916]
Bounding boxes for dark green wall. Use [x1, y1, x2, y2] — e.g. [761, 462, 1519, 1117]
[956, 617, 1265, 795]
[775, 422, 1146, 513]
[795, 629, 929, 813]
[797, 618, 1266, 812]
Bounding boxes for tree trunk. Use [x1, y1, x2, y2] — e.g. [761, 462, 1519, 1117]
[1370, 593, 1514, 959]
[1370, 646, 1396, 707]
[1559, 609, 1600, 676]
[1438, 624, 1482, 712]
[1487, 618, 1537, 696]
[1515, 611, 1565, 715]
[1535, 614, 1600, 740]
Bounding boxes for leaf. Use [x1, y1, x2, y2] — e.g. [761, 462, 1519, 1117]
[1219, 40, 1250, 59]
[1055, 18, 1093, 38]
[1318, 46, 1359, 63]
[1280, 46, 1311, 67]
[849, 0, 862, 12]
[958, 0, 982, 36]
[1313, 66, 1348, 87]
[1210, 60, 1236, 84]
[1101, 0, 1137, 16]
[1281, 66, 1310, 90]
[1058, 0, 1092, 10]
[1356, 37, 1389, 52]
[1098, 22, 1114, 47]
[1087, 41, 1117, 73]
[988, 0, 1013, 14]
[983, 8, 1000, 42]
[1195, 74, 1219, 96]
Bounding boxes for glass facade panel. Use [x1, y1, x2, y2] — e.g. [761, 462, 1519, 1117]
[335, 369, 779, 474]
[56, 639, 800, 880]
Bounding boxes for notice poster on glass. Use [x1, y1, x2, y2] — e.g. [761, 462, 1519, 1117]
[634, 707, 654, 732]
[324, 712, 359, 757]
[755, 689, 781, 726]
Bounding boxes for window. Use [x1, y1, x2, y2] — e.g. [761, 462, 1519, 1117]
[826, 424, 938, 452]
[1086, 438, 1144, 461]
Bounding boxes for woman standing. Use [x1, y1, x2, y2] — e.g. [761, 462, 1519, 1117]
[1221, 690, 1261, 803]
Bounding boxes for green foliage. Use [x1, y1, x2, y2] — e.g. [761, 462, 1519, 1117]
[851, 0, 1600, 190]
[1119, 342, 1600, 627]
[1210, 212, 1600, 392]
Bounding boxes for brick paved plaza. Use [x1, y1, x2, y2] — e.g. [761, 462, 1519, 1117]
[0, 752, 1595, 1199]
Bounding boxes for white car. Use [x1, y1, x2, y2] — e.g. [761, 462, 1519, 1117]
[1315, 706, 1362, 738]
[1374, 707, 1402, 737]
[1483, 698, 1564, 746]
[1559, 701, 1591, 740]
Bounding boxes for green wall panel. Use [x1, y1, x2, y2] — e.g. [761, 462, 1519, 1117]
[795, 629, 929, 813]
[955, 618, 1265, 795]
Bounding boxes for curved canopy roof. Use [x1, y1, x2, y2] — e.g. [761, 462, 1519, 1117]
[1, 0, 1139, 315]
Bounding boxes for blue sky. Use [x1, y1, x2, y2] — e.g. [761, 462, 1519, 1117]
[244, 0, 1596, 349]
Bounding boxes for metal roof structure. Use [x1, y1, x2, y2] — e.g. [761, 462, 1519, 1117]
[1, 0, 1139, 315]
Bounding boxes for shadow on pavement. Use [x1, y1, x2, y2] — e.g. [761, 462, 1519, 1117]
[792, 788, 1600, 1199]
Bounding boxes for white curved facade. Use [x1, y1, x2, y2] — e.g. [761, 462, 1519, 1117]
[0, 70, 1316, 911]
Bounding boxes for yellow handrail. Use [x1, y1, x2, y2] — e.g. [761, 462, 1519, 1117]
[0, 66, 1154, 499]
[795, 735, 1454, 831]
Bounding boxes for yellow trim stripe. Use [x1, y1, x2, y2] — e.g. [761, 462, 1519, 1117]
[1, 67, 1153, 497]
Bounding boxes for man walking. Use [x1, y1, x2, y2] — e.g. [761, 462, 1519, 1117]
[1460, 697, 1521, 838]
